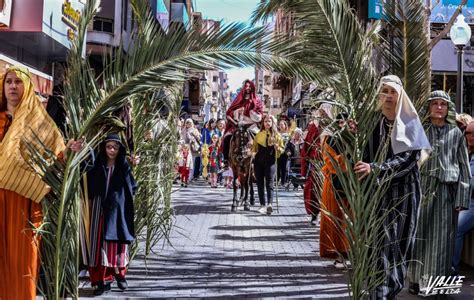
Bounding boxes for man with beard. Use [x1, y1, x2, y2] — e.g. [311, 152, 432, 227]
[222, 80, 263, 164]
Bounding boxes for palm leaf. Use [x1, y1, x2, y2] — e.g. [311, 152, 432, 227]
[27, 0, 315, 298]
[380, 0, 431, 109]
[252, 1, 423, 298]
[130, 87, 179, 259]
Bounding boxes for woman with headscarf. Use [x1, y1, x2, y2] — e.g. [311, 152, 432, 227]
[407, 91, 471, 295]
[301, 120, 322, 225]
[181, 118, 201, 180]
[354, 75, 431, 299]
[0, 67, 77, 299]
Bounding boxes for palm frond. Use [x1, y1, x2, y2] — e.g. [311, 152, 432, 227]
[252, 1, 425, 298]
[380, 0, 431, 109]
[130, 87, 179, 259]
[29, 0, 316, 297]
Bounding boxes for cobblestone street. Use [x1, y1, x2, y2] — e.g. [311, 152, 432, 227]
[80, 180, 349, 299]
[79, 180, 474, 299]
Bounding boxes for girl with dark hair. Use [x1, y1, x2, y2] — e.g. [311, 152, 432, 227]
[202, 118, 217, 145]
[86, 133, 137, 295]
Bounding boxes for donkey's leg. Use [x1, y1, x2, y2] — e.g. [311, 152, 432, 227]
[231, 176, 238, 212]
[243, 175, 250, 211]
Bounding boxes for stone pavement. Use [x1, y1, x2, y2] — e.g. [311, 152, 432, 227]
[78, 179, 474, 299]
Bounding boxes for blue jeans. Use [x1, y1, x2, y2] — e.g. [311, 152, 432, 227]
[453, 200, 474, 272]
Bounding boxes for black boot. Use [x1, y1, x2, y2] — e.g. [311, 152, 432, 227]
[310, 215, 317, 225]
[408, 282, 419, 295]
[115, 277, 128, 290]
[93, 281, 111, 296]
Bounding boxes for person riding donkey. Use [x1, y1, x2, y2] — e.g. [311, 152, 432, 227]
[222, 80, 263, 166]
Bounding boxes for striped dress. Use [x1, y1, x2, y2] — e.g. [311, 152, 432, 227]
[87, 166, 129, 268]
[408, 124, 471, 290]
[365, 118, 422, 299]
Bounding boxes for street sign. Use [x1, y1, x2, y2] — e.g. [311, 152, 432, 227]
[431, 0, 474, 24]
[368, 0, 383, 20]
[369, 0, 474, 24]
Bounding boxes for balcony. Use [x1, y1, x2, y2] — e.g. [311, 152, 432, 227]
[87, 17, 115, 47]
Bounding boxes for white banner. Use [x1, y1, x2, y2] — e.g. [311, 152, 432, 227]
[0, 0, 12, 28]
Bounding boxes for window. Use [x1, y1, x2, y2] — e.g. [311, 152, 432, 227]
[264, 75, 271, 86]
[271, 98, 280, 108]
[93, 17, 114, 33]
[122, 0, 128, 31]
[212, 91, 218, 97]
[213, 76, 218, 82]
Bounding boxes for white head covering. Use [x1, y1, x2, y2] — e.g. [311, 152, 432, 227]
[317, 103, 334, 138]
[185, 118, 194, 128]
[378, 75, 431, 154]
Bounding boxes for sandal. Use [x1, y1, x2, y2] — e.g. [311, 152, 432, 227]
[334, 259, 345, 270]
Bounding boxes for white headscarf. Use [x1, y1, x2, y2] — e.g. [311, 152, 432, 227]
[378, 75, 431, 154]
[317, 103, 334, 138]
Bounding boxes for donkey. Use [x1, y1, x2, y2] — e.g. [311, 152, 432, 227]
[229, 125, 255, 211]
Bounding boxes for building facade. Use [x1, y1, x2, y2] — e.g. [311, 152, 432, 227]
[254, 7, 295, 119]
[0, 0, 85, 95]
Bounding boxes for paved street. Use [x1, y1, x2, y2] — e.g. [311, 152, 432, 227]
[79, 180, 349, 299]
[78, 180, 474, 299]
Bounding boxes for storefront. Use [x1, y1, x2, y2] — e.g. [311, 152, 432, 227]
[0, 0, 84, 93]
[432, 40, 474, 115]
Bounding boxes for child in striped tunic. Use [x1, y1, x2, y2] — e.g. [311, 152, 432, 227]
[85, 134, 137, 295]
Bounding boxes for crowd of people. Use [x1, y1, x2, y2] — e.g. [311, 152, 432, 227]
[175, 76, 474, 298]
[175, 80, 308, 216]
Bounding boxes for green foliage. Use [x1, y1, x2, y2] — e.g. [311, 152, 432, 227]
[380, 0, 431, 110]
[253, 0, 431, 298]
[130, 88, 179, 259]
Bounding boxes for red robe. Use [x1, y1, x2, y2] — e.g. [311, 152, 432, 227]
[225, 80, 263, 135]
[301, 122, 321, 216]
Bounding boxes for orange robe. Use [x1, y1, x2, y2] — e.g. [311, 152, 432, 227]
[0, 111, 42, 300]
[319, 140, 349, 259]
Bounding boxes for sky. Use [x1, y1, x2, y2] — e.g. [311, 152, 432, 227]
[194, 0, 261, 92]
